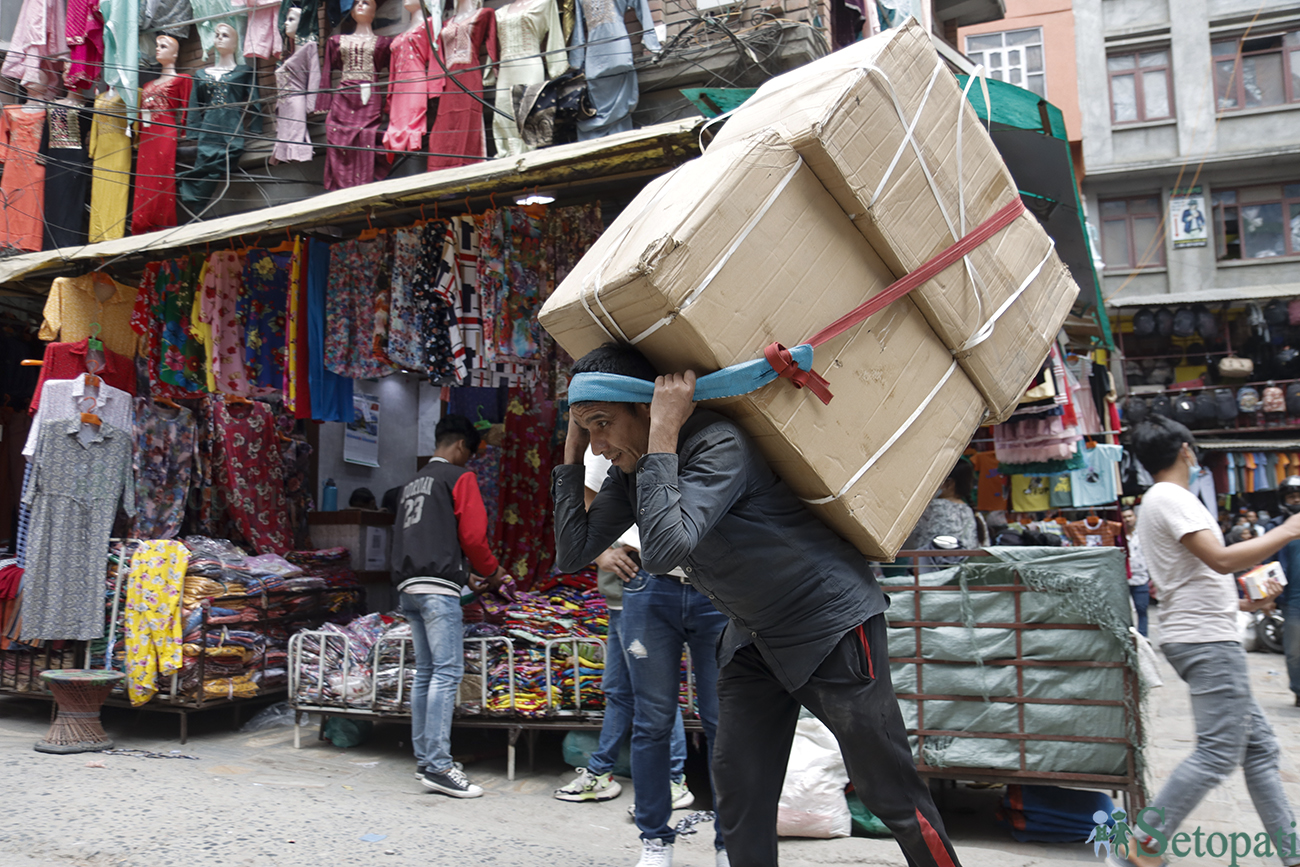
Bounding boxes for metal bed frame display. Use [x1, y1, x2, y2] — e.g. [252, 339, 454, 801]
[886, 549, 1147, 812]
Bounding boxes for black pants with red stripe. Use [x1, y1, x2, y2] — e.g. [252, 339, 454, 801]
[713, 613, 961, 867]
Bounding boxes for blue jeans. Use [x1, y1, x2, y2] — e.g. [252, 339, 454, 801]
[1130, 583, 1149, 637]
[400, 592, 463, 773]
[1285, 597, 1300, 698]
[588, 608, 688, 782]
[621, 572, 728, 848]
[1143, 641, 1299, 864]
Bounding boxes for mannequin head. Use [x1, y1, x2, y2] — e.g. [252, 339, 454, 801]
[352, 0, 376, 25]
[23, 75, 50, 104]
[403, 0, 425, 22]
[213, 23, 238, 60]
[283, 5, 303, 38]
[156, 34, 180, 68]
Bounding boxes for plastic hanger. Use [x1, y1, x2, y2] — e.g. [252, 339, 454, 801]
[224, 394, 254, 405]
[80, 411, 102, 427]
[153, 396, 182, 409]
[87, 321, 103, 352]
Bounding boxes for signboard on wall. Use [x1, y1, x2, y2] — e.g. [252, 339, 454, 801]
[1170, 186, 1207, 249]
[345, 392, 380, 467]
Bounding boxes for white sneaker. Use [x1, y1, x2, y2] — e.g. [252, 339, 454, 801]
[671, 779, 695, 810]
[715, 849, 730, 867]
[635, 838, 673, 867]
[554, 767, 623, 802]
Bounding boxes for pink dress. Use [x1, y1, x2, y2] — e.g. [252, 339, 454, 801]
[240, 0, 283, 58]
[382, 21, 437, 155]
[1, 0, 66, 85]
[199, 251, 252, 395]
[272, 39, 321, 164]
[65, 0, 104, 90]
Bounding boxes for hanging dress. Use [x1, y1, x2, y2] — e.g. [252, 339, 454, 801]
[318, 32, 392, 190]
[133, 75, 192, 235]
[0, 106, 47, 253]
[88, 90, 133, 243]
[568, 0, 659, 140]
[382, 20, 438, 156]
[65, 0, 105, 91]
[41, 103, 91, 250]
[272, 38, 321, 164]
[427, 8, 498, 170]
[99, 0, 140, 115]
[492, 0, 566, 158]
[239, 0, 283, 59]
[177, 66, 261, 221]
[1, 0, 66, 86]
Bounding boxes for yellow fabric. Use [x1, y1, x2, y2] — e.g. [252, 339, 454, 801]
[1010, 474, 1051, 513]
[87, 91, 131, 243]
[286, 236, 302, 413]
[189, 268, 218, 392]
[198, 675, 258, 700]
[40, 273, 139, 356]
[124, 541, 190, 706]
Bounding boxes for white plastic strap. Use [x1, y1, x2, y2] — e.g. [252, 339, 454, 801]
[956, 238, 1055, 353]
[628, 159, 803, 346]
[802, 360, 960, 505]
[865, 61, 953, 237]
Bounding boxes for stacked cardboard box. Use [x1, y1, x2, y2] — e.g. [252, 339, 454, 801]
[539, 22, 1078, 560]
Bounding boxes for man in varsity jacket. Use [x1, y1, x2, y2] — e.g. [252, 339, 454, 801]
[392, 414, 508, 798]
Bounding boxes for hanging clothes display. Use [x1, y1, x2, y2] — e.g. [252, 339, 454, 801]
[178, 66, 261, 220]
[21, 418, 135, 640]
[123, 540, 189, 705]
[1063, 517, 1122, 548]
[139, 0, 194, 37]
[285, 237, 313, 418]
[0, 0, 66, 86]
[64, 0, 104, 91]
[88, 90, 132, 243]
[40, 102, 91, 250]
[280, 430, 314, 549]
[40, 273, 139, 357]
[132, 399, 197, 540]
[324, 236, 394, 380]
[271, 39, 321, 164]
[25, 374, 133, 458]
[492, 0, 566, 157]
[99, 0, 140, 114]
[494, 385, 558, 584]
[241, 248, 291, 394]
[131, 257, 207, 399]
[197, 250, 252, 395]
[29, 339, 137, 416]
[306, 238, 354, 422]
[211, 398, 292, 554]
[567, 0, 659, 140]
[479, 207, 546, 362]
[448, 216, 486, 375]
[408, 219, 467, 382]
[318, 32, 392, 190]
[387, 226, 430, 371]
[1068, 443, 1123, 508]
[239, 0, 283, 58]
[132, 74, 192, 236]
[0, 105, 47, 253]
[191, 0, 246, 58]
[383, 19, 437, 155]
[427, 8, 499, 170]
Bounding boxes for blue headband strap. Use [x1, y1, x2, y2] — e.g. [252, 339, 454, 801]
[568, 344, 816, 404]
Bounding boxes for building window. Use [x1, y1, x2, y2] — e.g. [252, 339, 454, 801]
[965, 27, 1046, 97]
[1212, 183, 1300, 260]
[1107, 49, 1173, 123]
[1212, 30, 1300, 112]
[1100, 197, 1165, 270]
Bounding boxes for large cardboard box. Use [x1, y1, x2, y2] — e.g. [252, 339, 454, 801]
[539, 133, 986, 559]
[710, 19, 1077, 421]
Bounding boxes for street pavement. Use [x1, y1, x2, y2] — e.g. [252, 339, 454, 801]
[1, 629, 1297, 867]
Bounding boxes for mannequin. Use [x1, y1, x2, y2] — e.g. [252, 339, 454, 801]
[317, 0, 392, 190]
[278, 0, 321, 45]
[133, 34, 192, 234]
[191, 1, 246, 60]
[177, 23, 262, 219]
[568, 0, 660, 139]
[0, 77, 50, 251]
[271, 5, 320, 164]
[382, 0, 439, 157]
[427, 0, 498, 170]
[88, 82, 132, 242]
[42, 86, 92, 249]
[492, 0, 565, 157]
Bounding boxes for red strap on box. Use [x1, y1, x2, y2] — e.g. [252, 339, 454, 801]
[764, 342, 834, 405]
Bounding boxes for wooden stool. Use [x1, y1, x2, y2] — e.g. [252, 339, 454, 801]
[34, 669, 125, 754]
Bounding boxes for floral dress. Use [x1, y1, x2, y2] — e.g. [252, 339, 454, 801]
[198, 250, 251, 395]
[324, 237, 393, 380]
[132, 398, 196, 539]
[240, 248, 290, 394]
[212, 397, 291, 554]
[131, 256, 207, 399]
[123, 539, 189, 705]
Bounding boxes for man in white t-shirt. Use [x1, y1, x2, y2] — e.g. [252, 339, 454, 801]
[1116, 417, 1300, 867]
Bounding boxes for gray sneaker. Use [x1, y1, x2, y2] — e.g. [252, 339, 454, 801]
[554, 767, 622, 801]
[421, 765, 483, 798]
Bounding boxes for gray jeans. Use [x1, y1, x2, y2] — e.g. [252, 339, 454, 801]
[1145, 640, 1300, 864]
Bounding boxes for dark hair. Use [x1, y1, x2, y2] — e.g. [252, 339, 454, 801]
[948, 459, 974, 503]
[570, 343, 660, 406]
[435, 413, 481, 454]
[1131, 416, 1196, 475]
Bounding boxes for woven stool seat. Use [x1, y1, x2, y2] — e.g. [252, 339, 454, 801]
[35, 669, 125, 754]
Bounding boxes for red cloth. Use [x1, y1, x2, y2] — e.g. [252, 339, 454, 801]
[29, 339, 136, 416]
[0, 565, 22, 599]
[64, 0, 104, 91]
[132, 75, 191, 235]
[211, 397, 292, 554]
[452, 472, 500, 576]
[318, 35, 392, 190]
[427, 8, 498, 170]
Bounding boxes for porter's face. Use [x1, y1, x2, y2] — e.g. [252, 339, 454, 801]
[571, 403, 651, 474]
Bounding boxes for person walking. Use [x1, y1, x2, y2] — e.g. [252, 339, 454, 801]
[553, 446, 696, 810]
[391, 414, 508, 798]
[1115, 417, 1300, 867]
[553, 343, 961, 867]
[1120, 506, 1150, 637]
[1268, 475, 1300, 707]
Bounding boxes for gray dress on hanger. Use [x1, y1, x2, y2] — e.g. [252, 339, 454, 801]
[567, 0, 659, 140]
[20, 419, 135, 640]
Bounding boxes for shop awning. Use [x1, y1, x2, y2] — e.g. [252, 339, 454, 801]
[957, 76, 1111, 347]
[0, 118, 704, 292]
[1105, 283, 1300, 308]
